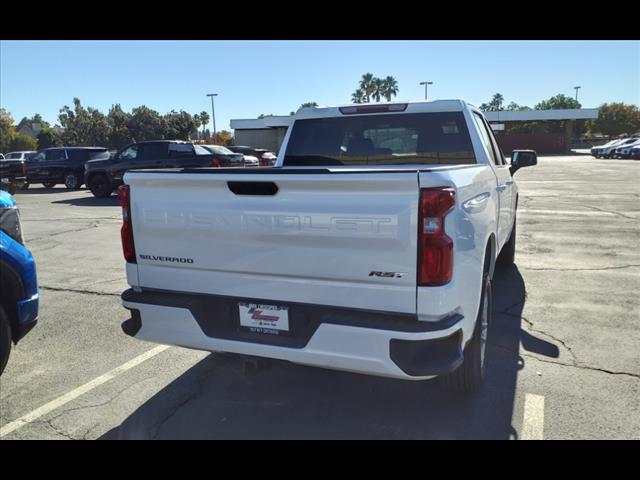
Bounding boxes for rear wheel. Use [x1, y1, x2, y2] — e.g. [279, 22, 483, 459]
[20, 182, 30, 190]
[64, 171, 81, 190]
[43, 182, 56, 189]
[438, 275, 492, 394]
[89, 174, 113, 198]
[0, 306, 12, 377]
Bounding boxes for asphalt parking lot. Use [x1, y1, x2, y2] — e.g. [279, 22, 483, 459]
[1, 154, 639, 440]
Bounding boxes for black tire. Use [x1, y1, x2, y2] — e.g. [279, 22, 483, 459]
[438, 275, 492, 394]
[20, 182, 30, 190]
[497, 212, 516, 268]
[63, 171, 81, 190]
[89, 174, 113, 198]
[43, 182, 56, 189]
[0, 306, 12, 377]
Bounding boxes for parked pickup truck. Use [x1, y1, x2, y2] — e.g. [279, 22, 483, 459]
[84, 140, 215, 198]
[119, 100, 536, 393]
[0, 153, 30, 194]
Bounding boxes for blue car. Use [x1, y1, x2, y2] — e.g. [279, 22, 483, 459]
[0, 190, 39, 375]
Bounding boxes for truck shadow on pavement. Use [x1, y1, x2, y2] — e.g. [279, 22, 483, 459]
[51, 196, 119, 207]
[102, 264, 556, 439]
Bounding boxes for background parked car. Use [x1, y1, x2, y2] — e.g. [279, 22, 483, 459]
[227, 146, 277, 166]
[4, 151, 36, 162]
[0, 190, 39, 376]
[613, 138, 640, 158]
[84, 140, 215, 198]
[199, 145, 245, 167]
[599, 138, 638, 159]
[25, 147, 110, 190]
[0, 153, 29, 194]
[242, 155, 259, 167]
[591, 139, 619, 158]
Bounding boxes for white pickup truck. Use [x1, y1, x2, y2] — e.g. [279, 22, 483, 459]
[118, 100, 536, 393]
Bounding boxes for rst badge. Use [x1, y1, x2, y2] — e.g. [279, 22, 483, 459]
[239, 303, 289, 335]
[369, 271, 406, 279]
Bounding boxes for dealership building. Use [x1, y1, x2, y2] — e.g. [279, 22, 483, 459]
[230, 106, 599, 155]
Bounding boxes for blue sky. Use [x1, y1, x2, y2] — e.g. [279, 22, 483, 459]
[1, 40, 638, 132]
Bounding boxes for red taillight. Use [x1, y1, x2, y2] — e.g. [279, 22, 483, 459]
[212, 158, 221, 167]
[118, 185, 136, 263]
[418, 187, 455, 286]
[22, 163, 27, 175]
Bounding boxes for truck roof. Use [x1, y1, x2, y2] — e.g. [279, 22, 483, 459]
[295, 99, 476, 119]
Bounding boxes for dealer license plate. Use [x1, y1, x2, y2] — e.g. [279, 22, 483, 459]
[239, 303, 289, 335]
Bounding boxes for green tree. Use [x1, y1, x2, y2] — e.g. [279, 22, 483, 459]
[107, 104, 133, 149]
[37, 127, 62, 149]
[163, 110, 197, 141]
[8, 132, 38, 151]
[127, 106, 165, 142]
[506, 102, 532, 111]
[535, 94, 581, 110]
[586, 103, 640, 137]
[380, 76, 399, 101]
[0, 108, 15, 152]
[480, 93, 505, 112]
[300, 102, 318, 108]
[17, 114, 50, 132]
[58, 98, 111, 146]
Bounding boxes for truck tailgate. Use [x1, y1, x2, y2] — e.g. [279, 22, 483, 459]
[126, 170, 419, 314]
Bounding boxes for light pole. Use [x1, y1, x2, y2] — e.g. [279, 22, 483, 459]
[574, 86, 581, 102]
[206, 93, 218, 138]
[420, 81, 433, 100]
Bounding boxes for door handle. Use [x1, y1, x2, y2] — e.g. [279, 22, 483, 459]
[496, 185, 507, 192]
[505, 180, 514, 186]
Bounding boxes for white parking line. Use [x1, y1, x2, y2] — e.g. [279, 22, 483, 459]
[521, 393, 545, 440]
[520, 209, 619, 217]
[0, 345, 170, 438]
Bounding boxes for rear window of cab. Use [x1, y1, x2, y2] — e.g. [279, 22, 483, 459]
[284, 112, 476, 166]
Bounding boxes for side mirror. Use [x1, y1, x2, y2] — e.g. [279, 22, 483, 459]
[510, 150, 537, 175]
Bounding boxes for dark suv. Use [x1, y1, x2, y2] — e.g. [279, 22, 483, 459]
[84, 140, 214, 198]
[25, 147, 110, 190]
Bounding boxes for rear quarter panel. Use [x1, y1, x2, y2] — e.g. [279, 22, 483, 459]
[417, 165, 497, 345]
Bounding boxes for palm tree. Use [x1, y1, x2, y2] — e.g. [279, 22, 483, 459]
[351, 89, 365, 103]
[381, 76, 399, 101]
[359, 73, 375, 102]
[199, 111, 210, 137]
[371, 78, 384, 102]
[491, 93, 504, 111]
[300, 102, 318, 108]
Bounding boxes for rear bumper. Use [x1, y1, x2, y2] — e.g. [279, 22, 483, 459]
[121, 288, 465, 380]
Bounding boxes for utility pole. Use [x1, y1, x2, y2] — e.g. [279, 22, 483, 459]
[206, 93, 218, 138]
[419, 81, 433, 100]
[574, 86, 581, 102]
